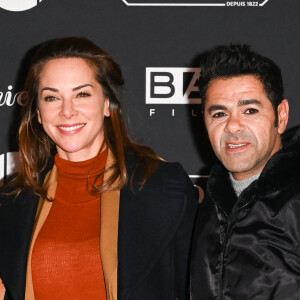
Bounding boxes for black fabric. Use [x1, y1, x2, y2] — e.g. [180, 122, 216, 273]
[0, 159, 52, 300]
[190, 127, 300, 300]
[0, 155, 198, 300]
[118, 156, 198, 299]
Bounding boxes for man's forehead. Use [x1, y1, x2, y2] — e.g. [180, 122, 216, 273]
[206, 75, 267, 100]
[208, 74, 263, 87]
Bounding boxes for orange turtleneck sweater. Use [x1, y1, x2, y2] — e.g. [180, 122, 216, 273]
[31, 149, 108, 299]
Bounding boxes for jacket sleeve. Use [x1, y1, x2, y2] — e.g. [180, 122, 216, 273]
[172, 164, 198, 299]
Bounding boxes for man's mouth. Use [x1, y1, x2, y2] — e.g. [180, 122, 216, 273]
[228, 143, 247, 149]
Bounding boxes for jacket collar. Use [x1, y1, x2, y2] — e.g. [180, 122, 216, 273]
[207, 126, 300, 215]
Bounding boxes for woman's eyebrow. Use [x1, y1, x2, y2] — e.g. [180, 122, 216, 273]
[40, 87, 59, 93]
[72, 84, 93, 91]
[40, 84, 93, 94]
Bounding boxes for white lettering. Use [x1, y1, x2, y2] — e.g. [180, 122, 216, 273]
[184, 71, 201, 99]
[146, 68, 201, 104]
[0, 154, 4, 187]
[0, 152, 20, 187]
[7, 152, 19, 175]
[150, 108, 156, 116]
[16, 92, 26, 106]
[4, 85, 13, 106]
[149, 107, 201, 117]
[0, 86, 25, 107]
[226, 1, 246, 6]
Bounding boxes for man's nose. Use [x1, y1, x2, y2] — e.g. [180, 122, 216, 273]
[224, 114, 244, 134]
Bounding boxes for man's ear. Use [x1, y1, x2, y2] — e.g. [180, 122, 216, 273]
[277, 99, 289, 134]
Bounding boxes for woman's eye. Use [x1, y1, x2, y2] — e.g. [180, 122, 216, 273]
[245, 108, 258, 114]
[212, 112, 226, 118]
[77, 91, 91, 98]
[44, 95, 58, 102]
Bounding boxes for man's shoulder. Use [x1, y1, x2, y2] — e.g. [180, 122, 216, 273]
[250, 126, 300, 198]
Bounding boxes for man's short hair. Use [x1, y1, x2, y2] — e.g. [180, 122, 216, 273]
[199, 44, 284, 123]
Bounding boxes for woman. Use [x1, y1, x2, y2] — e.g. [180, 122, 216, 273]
[0, 37, 197, 300]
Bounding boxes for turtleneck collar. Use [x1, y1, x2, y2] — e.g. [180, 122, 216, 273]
[54, 148, 108, 204]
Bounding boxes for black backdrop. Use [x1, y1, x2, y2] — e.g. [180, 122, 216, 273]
[1, 0, 300, 197]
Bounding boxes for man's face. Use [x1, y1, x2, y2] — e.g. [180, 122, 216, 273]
[204, 75, 289, 180]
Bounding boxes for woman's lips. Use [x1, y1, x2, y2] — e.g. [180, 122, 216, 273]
[57, 123, 86, 134]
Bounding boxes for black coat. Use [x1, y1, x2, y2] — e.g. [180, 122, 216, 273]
[0, 155, 198, 300]
[190, 127, 300, 300]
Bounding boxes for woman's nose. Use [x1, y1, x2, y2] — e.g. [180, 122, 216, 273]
[59, 99, 78, 119]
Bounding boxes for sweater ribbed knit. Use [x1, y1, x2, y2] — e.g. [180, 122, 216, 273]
[31, 149, 108, 299]
[229, 172, 260, 197]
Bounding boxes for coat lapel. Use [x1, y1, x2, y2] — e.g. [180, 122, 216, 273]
[25, 166, 58, 300]
[100, 150, 120, 300]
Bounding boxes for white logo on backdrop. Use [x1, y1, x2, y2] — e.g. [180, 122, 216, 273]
[122, 0, 269, 7]
[146, 67, 201, 104]
[0, 152, 19, 186]
[0, 0, 43, 12]
[0, 85, 25, 107]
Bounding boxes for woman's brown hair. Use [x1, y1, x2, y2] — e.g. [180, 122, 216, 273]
[14, 37, 159, 199]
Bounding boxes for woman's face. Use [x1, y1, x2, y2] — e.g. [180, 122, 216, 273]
[37, 57, 110, 162]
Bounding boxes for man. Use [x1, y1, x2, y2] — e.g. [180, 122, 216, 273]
[190, 44, 300, 299]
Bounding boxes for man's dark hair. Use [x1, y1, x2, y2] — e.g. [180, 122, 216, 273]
[199, 43, 284, 123]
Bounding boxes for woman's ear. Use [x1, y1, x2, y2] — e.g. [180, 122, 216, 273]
[37, 109, 42, 124]
[104, 99, 110, 117]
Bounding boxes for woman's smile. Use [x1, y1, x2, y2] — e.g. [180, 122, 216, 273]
[57, 123, 86, 134]
[37, 57, 110, 161]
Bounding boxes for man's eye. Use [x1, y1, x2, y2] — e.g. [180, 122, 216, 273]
[44, 95, 57, 102]
[212, 112, 226, 118]
[77, 91, 91, 98]
[245, 108, 258, 114]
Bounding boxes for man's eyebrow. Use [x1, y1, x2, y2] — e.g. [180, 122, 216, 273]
[207, 99, 263, 113]
[207, 105, 227, 114]
[238, 99, 263, 106]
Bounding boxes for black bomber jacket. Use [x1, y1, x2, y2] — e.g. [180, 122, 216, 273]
[190, 127, 300, 300]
